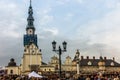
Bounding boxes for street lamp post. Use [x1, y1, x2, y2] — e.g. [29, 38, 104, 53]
[52, 40, 67, 79]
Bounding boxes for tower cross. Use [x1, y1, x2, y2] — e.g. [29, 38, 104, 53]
[30, 0, 32, 6]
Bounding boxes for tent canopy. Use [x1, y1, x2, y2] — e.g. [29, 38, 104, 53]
[28, 71, 42, 78]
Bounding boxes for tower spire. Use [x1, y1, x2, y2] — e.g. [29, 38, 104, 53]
[24, 0, 38, 47]
[30, 0, 31, 6]
[26, 0, 35, 32]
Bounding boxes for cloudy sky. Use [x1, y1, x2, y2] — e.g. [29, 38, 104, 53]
[0, 0, 120, 66]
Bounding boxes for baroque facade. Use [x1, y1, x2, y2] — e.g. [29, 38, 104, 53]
[5, 0, 55, 75]
[5, 0, 120, 75]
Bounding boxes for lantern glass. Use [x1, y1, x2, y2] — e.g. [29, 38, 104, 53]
[52, 40, 56, 51]
[62, 41, 67, 51]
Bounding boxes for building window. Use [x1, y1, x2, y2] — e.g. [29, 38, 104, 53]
[111, 62, 114, 66]
[44, 69, 46, 71]
[49, 69, 51, 71]
[88, 61, 92, 65]
[27, 45, 29, 48]
[10, 70, 13, 74]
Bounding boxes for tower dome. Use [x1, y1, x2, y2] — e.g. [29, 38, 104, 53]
[8, 58, 17, 67]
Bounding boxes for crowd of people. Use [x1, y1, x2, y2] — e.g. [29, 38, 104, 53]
[0, 71, 120, 80]
[0, 74, 47, 80]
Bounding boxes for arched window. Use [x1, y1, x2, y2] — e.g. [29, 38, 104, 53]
[10, 70, 13, 74]
[24, 49, 26, 52]
[44, 69, 46, 71]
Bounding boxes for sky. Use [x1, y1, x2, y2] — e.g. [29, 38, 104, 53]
[0, 0, 120, 66]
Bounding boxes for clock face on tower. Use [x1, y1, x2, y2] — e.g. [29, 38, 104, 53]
[27, 29, 33, 35]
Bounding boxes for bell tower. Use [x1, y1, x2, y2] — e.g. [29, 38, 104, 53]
[21, 0, 42, 74]
[26, 0, 35, 35]
[24, 0, 37, 47]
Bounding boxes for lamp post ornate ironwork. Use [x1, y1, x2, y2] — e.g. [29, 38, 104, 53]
[52, 40, 67, 79]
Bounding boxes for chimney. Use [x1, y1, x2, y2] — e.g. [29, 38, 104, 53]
[113, 57, 115, 61]
[99, 56, 103, 59]
[93, 56, 95, 59]
[104, 57, 106, 60]
[81, 56, 83, 60]
[86, 56, 89, 59]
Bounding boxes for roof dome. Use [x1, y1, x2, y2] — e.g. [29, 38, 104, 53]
[8, 58, 17, 67]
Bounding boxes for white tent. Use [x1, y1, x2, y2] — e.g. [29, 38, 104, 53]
[28, 71, 43, 78]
